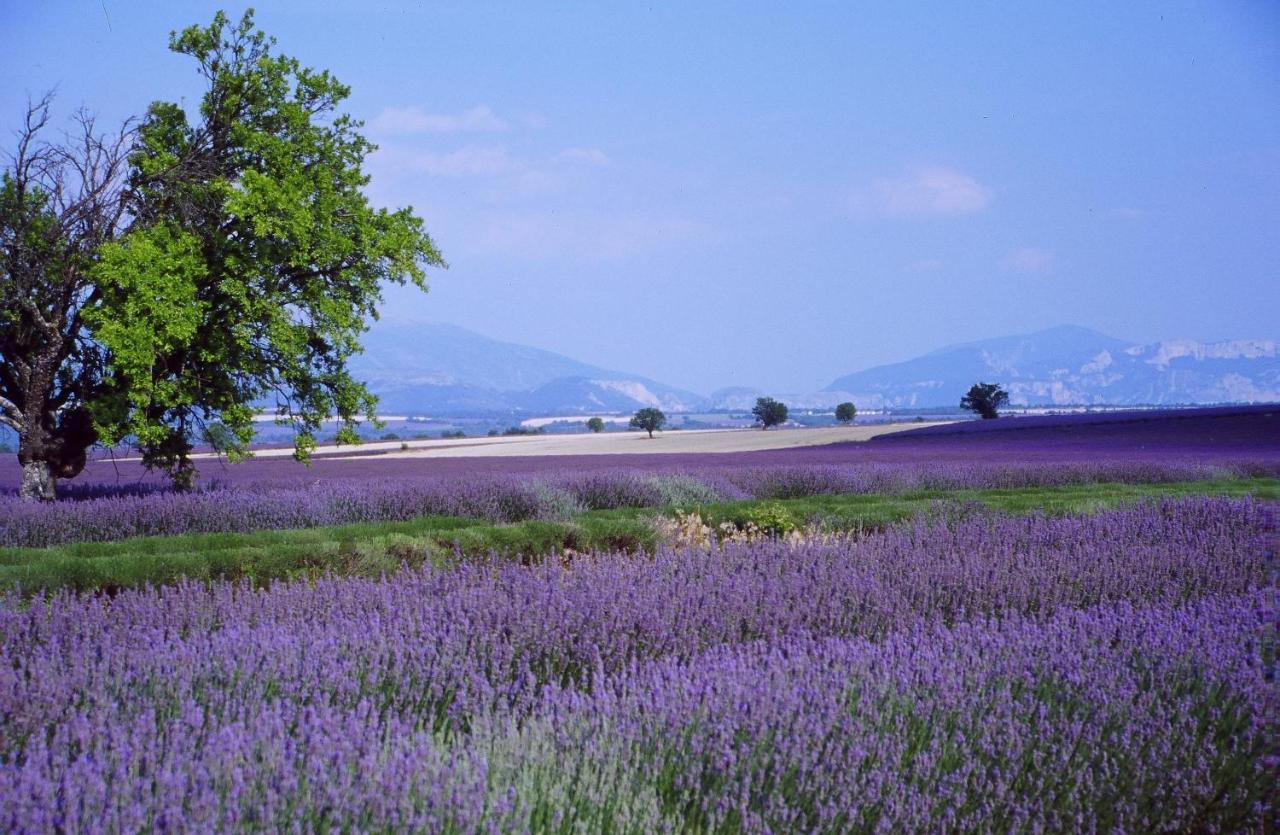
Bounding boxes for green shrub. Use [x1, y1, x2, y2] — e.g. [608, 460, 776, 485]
[709, 501, 797, 537]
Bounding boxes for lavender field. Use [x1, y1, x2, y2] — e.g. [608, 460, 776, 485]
[1, 409, 1277, 831]
[1, 498, 1273, 831]
[5, 2, 1278, 829]
[2, 406, 1277, 549]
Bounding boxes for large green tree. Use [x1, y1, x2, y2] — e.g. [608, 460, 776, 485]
[0, 10, 444, 500]
[1, 98, 133, 501]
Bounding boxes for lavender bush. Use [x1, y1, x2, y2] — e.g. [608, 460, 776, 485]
[0, 499, 1271, 831]
[2, 458, 1272, 549]
[509, 598, 1268, 832]
[0, 476, 547, 549]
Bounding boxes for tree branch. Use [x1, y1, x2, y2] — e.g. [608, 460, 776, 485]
[0, 394, 24, 431]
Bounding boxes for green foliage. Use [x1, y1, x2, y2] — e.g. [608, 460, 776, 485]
[752, 397, 789, 429]
[83, 10, 443, 487]
[835, 402, 857, 424]
[724, 501, 797, 536]
[0, 512, 657, 594]
[585, 417, 605, 433]
[630, 407, 667, 438]
[1, 477, 1270, 595]
[961, 382, 1010, 420]
[201, 421, 237, 454]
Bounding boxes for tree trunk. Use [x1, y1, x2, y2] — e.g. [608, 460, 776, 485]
[15, 407, 95, 502]
[19, 459, 57, 502]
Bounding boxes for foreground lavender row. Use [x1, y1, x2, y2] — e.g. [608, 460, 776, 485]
[4, 458, 1274, 548]
[1, 499, 1271, 831]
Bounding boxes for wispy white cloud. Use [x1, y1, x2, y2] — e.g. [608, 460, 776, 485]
[372, 143, 612, 187]
[369, 104, 508, 135]
[477, 211, 709, 262]
[853, 165, 993, 218]
[1001, 246, 1055, 273]
[375, 145, 518, 177]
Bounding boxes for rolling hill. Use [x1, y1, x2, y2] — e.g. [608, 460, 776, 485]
[825, 325, 1279, 408]
[350, 322, 706, 415]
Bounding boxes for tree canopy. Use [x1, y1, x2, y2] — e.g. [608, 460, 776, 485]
[835, 402, 857, 424]
[960, 382, 1009, 420]
[0, 10, 444, 499]
[629, 408, 666, 438]
[585, 416, 605, 433]
[752, 397, 788, 429]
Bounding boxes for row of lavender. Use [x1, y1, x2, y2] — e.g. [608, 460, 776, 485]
[1, 498, 1271, 831]
[4, 458, 1273, 548]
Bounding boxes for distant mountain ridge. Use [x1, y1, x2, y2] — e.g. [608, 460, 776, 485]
[348, 322, 1278, 416]
[350, 322, 706, 415]
[825, 325, 1279, 408]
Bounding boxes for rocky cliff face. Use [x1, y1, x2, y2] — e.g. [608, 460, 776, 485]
[350, 322, 706, 415]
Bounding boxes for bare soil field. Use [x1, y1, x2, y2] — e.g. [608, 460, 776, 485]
[232, 423, 947, 461]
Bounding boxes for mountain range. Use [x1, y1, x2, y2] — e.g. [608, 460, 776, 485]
[824, 325, 1279, 409]
[351, 322, 1279, 415]
[350, 323, 705, 415]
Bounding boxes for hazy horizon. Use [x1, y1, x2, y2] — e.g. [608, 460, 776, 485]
[363, 317, 1280, 399]
[4, 1, 1277, 392]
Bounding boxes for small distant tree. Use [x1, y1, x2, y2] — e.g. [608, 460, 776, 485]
[585, 417, 605, 433]
[960, 382, 1009, 419]
[834, 402, 857, 425]
[629, 407, 666, 438]
[752, 397, 788, 429]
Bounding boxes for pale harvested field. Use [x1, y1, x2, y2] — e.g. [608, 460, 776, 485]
[307, 423, 943, 460]
[158, 423, 952, 463]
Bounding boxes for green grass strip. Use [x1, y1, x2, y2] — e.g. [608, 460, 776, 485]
[1, 477, 1273, 596]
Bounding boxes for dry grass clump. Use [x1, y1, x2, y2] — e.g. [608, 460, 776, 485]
[654, 508, 848, 548]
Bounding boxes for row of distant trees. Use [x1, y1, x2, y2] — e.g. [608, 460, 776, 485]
[595, 383, 1008, 439]
[594, 397, 860, 439]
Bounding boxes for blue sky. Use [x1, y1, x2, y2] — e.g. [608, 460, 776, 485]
[3, 1, 1277, 394]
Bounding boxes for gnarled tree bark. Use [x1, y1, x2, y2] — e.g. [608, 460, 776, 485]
[15, 407, 94, 501]
[1, 94, 130, 500]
